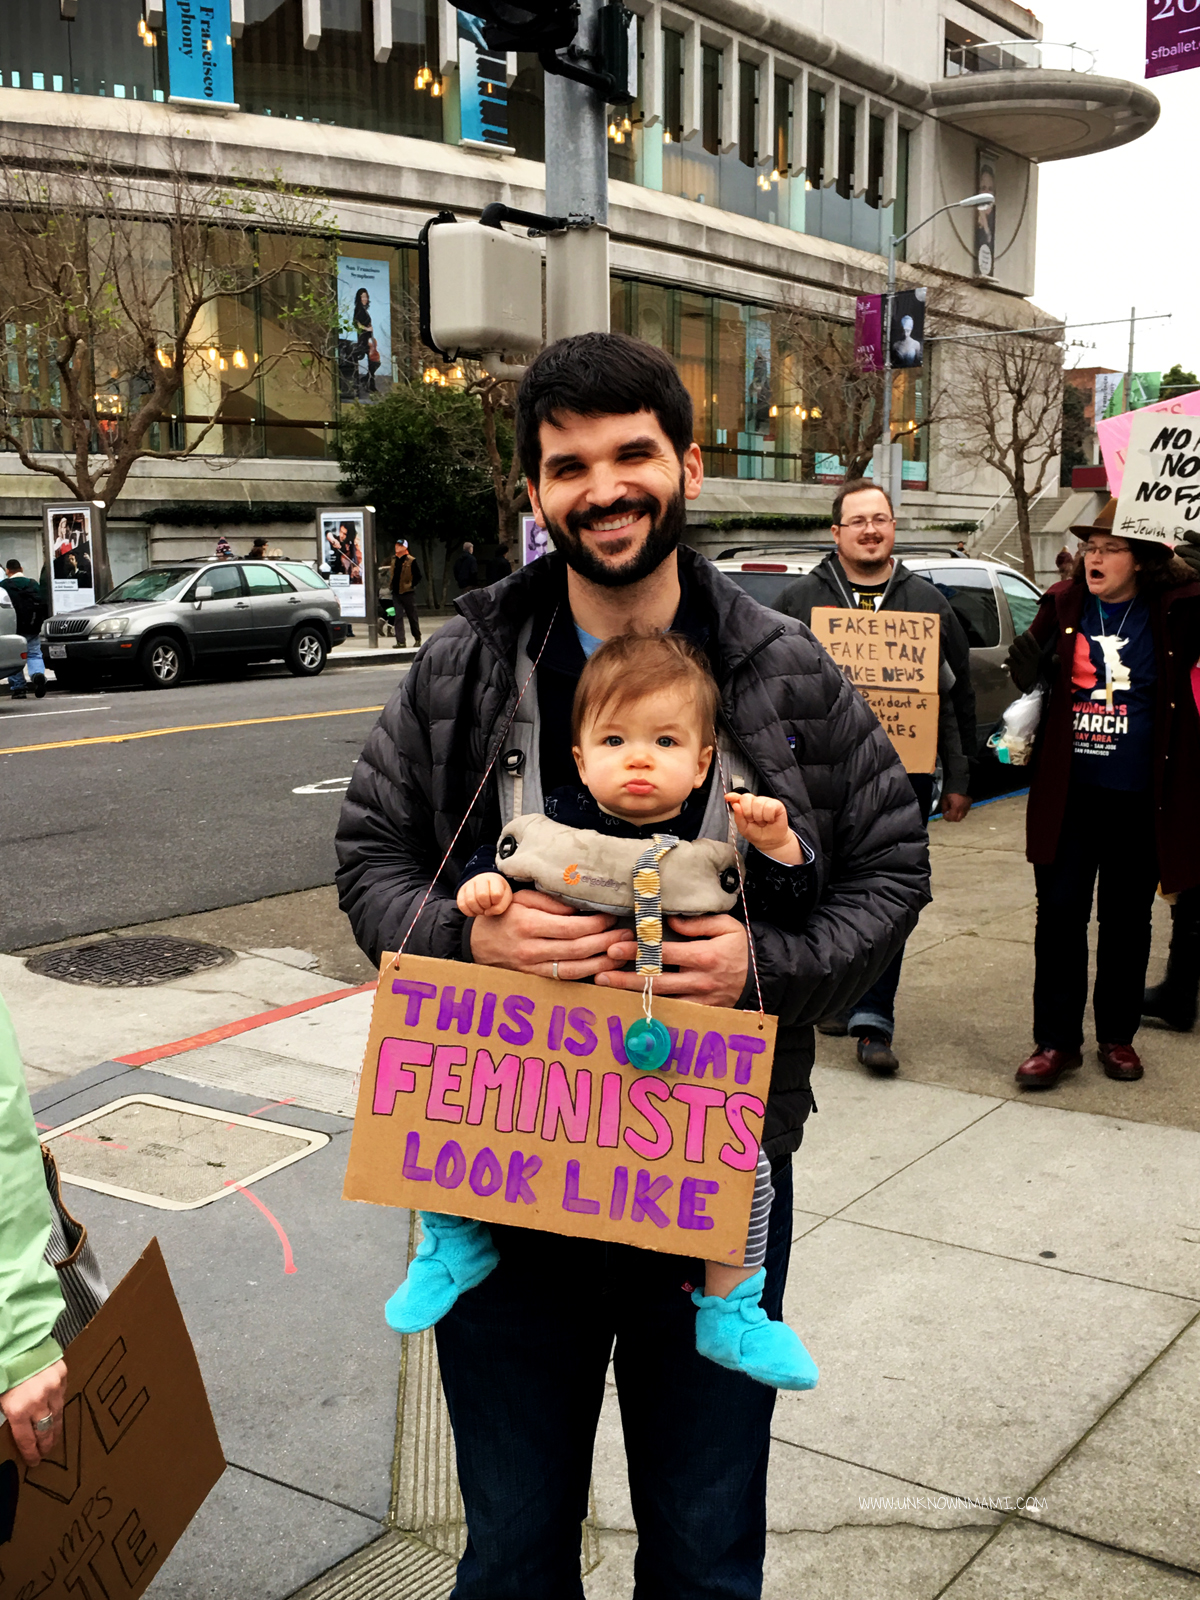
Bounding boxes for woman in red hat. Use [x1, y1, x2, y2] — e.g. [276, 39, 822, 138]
[1005, 499, 1200, 1086]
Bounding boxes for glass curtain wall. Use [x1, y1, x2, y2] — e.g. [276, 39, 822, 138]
[802, 91, 909, 256]
[236, 0, 442, 136]
[611, 275, 927, 485]
[0, 0, 165, 100]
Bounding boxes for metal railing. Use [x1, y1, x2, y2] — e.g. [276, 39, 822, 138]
[980, 480, 1060, 562]
[945, 40, 1097, 77]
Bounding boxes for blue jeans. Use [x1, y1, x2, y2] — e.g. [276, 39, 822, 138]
[8, 633, 43, 692]
[848, 772, 935, 1040]
[434, 1162, 795, 1600]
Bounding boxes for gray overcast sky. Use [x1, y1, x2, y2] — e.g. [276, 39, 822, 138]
[1030, 0, 1197, 380]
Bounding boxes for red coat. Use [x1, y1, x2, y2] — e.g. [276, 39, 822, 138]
[1026, 575, 1200, 894]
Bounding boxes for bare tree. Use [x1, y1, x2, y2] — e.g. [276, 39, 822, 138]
[469, 371, 527, 547]
[0, 125, 338, 508]
[772, 303, 956, 486]
[948, 333, 1063, 580]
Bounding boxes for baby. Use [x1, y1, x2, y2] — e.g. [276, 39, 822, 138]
[385, 631, 818, 1391]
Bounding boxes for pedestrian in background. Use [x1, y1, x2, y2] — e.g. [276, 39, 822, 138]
[774, 479, 975, 1075]
[2, 558, 48, 701]
[1005, 500, 1200, 1087]
[247, 536, 269, 560]
[1055, 545, 1075, 581]
[215, 535, 234, 561]
[0, 993, 68, 1466]
[453, 541, 478, 592]
[389, 538, 422, 649]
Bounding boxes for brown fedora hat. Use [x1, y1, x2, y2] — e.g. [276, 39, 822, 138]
[1070, 496, 1118, 539]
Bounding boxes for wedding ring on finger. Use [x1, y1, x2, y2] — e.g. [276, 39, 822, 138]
[33, 1414, 55, 1433]
[551, 962, 559, 981]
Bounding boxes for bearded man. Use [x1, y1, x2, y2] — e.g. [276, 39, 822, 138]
[335, 332, 929, 1599]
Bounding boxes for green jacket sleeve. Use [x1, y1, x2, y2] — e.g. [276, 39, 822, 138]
[0, 994, 65, 1395]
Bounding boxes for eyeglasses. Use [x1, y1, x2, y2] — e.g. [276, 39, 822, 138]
[837, 515, 895, 531]
[1082, 542, 1130, 558]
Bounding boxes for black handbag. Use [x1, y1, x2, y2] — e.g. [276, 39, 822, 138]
[41, 1145, 109, 1348]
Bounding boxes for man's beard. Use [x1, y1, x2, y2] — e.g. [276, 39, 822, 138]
[542, 478, 687, 588]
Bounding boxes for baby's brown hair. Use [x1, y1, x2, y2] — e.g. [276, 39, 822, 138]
[571, 631, 719, 749]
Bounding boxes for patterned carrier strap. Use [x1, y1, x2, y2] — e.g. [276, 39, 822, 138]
[633, 835, 681, 974]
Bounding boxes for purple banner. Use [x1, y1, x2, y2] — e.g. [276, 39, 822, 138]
[855, 294, 883, 373]
[1146, 0, 1200, 79]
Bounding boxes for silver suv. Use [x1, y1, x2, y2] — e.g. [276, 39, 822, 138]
[41, 559, 350, 690]
[714, 545, 1043, 754]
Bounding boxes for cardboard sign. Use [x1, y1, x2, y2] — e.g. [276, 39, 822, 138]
[343, 954, 777, 1264]
[0, 1239, 224, 1598]
[810, 607, 940, 774]
[1112, 410, 1200, 548]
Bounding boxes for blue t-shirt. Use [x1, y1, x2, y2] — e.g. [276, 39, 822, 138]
[1070, 595, 1156, 790]
[574, 622, 604, 658]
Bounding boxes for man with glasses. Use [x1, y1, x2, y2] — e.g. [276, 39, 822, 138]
[775, 479, 975, 1075]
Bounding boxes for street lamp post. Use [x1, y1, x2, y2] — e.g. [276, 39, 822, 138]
[880, 193, 995, 504]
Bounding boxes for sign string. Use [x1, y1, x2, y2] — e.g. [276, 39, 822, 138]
[390, 614, 768, 1046]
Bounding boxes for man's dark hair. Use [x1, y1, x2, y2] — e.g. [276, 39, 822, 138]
[832, 478, 894, 525]
[5, 559, 21, 573]
[516, 332, 694, 485]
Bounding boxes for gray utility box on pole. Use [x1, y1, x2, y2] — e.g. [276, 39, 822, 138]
[426, 222, 543, 358]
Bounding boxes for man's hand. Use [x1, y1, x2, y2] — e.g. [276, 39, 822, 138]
[469, 889, 619, 982]
[1, 1359, 68, 1466]
[594, 913, 750, 1008]
[941, 792, 972, 823]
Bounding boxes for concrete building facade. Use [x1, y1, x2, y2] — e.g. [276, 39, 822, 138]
[0, 0, 1158, 576]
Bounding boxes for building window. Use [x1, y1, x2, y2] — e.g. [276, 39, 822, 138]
[236, 0, 442, 138]
[662, 27, 683, 144]
[0, 0, 165, 103]
[737, 60, 756, 169]
[610, 276, 928, 487]
[701, 45, 720, 156]
[773, 74, 792, 175]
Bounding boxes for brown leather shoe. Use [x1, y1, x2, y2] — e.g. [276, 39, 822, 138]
[1015, 1046, 1082, 1089]
[1098, 1042, 1144, 1081]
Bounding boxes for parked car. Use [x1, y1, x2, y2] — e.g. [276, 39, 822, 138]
[713, 544, 1043, 755]
[41, 559, 350, 690]
[0, 587, 27, 683]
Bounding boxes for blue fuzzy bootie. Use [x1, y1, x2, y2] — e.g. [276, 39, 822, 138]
[692, 1269, 819, 1391]
[384, 1212, 500, 1334]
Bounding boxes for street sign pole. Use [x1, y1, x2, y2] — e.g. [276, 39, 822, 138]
[544, 0, 610, 340]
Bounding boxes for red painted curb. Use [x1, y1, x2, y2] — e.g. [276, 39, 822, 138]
[114, 981, 377, 1067]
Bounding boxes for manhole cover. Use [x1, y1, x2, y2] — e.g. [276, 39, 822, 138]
[41, 1095, 329, 1210]
[26, 935, 235, 987]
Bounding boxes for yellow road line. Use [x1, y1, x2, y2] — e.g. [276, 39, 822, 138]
[0, 705, 386, 757]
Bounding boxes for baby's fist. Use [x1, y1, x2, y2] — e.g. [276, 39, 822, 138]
[457, 873, 514, 918]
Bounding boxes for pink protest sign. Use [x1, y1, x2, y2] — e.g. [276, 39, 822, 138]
[1098, 390, 1200, 494]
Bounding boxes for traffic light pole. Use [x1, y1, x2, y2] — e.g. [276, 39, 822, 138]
[544, 0, 610, 340]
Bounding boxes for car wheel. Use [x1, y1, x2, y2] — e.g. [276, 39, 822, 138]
[287, 627, 327, 676]
[139, 634, 186, 689]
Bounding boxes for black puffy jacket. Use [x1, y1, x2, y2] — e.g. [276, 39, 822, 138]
[335, 548, 931, 1162]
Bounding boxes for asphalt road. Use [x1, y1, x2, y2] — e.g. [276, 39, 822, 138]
[0, 662, 410, 950]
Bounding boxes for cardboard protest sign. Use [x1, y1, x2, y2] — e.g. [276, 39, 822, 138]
[810, 607, 940, 774]
[1112, 410, 1200, 548]
[0, 1239, 224, 1598]
[343, 954, 777, 1264]
[1098, 387, 1200, 494]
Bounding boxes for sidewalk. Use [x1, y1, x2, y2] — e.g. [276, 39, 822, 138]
[17, 793, 1200, 1598]
[327, 612, 455, 669]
